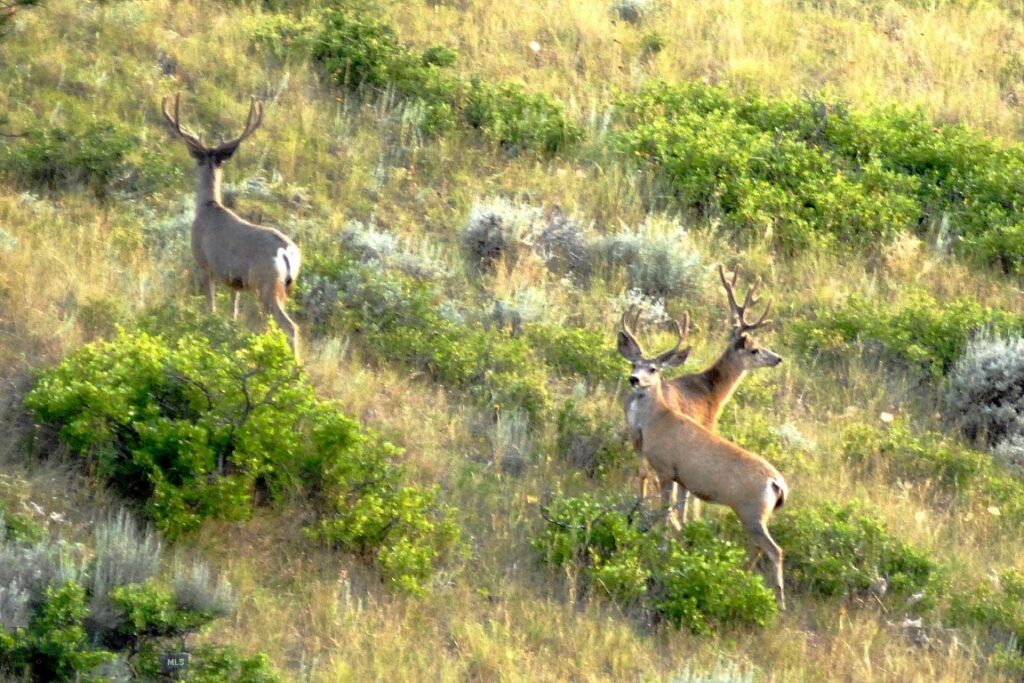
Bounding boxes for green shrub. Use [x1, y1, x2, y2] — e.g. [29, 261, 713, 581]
[463, 79, 584, 154]
[25, 328, 311, 537]
[614, 83, 920, 252]
[296, 8, 581, 152]
[790, 292, 1024, 378]
[948, 569, 1024, 675]
[301, 260, 551, 422]
[24, 319, 460, 592]
[771, 500, 937, 599]
[527, 325, 622, 386]
[0, 504, 45, 544]
[0, 119, 175, 199]
[0, 581, 114, 681]
[613, 81, 1024, 270]
[555, 402, 632, 477]
[840, 422, 1024, 526]
[535, 494, 777, 633]
[0, 512, 278, 682]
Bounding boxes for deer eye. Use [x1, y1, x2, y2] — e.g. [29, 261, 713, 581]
[752, 348, 760, 354]
[648, 365, 657, 372]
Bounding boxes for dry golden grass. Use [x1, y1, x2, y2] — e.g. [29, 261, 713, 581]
[1, 0, 1024, 680]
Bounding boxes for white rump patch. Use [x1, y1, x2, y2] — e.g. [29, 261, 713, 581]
[275, 245, 301, 283]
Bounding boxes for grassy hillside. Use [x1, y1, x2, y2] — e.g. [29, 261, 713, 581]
[2, 0, 1024, 680]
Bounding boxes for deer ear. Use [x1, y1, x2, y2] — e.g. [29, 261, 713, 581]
[617, 331, 642, 361]
[657, 345, 691, 369]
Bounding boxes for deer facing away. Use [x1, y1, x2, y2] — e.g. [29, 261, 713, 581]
[618, 314, 789, 609]
[161, 94, 302, 361]
[622, 264, 782, 519]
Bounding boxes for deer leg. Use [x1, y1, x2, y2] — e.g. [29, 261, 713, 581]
[661, 478, 682, 532]
[687, 496, 702, 523]
[261, 285, 300, 363]
[745, 520, 785, 610]
[231, 291, 241, 321]
[675, 485, 689, 525]
[197, 269, 216, 313]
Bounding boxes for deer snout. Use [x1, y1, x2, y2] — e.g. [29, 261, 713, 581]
[629, 376, 640, 387]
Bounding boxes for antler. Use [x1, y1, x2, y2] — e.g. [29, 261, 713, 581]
[664, 311, 690, 357]
[211, 96, 264, 155]
[161, 93, 206, 151]
[718, 264, 772, 336]
[620, 304, 644, 350]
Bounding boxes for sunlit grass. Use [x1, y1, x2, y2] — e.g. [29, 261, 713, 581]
[1, 0, 1024, 679]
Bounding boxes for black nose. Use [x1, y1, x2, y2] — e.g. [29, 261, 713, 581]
[629, 376, 639, 387]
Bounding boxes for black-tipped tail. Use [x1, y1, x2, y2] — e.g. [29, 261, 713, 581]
[771, 480, 787, 510]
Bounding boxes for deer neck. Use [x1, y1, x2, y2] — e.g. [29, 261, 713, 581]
[702, 346, 747, 412]
[632, 379, 673, 428]
[196, 163, 224, 209]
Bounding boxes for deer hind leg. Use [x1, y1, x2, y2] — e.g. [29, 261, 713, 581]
[231, 290, 241, 321]
[261, 283, 300, 363]
[744, 519, 785, 610]
[686, 496, 701, 523]
[661, 478, 683, 532]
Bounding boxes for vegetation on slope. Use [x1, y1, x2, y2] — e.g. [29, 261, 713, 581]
[1, 0, 1024, 679]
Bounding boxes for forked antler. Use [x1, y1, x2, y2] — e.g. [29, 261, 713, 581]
[620, 305, 690, 358]
[663, 311, 690, 358]
[161, 93, 205, 151]
[211, 96, 263, 155]
[161, 93, 264, 154]
[620, 305, 644, 351]
[718, 264, 772, 336]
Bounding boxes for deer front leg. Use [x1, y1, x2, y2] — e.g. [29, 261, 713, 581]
[231, 290, 241, 320]
[197, 269, 216, 313]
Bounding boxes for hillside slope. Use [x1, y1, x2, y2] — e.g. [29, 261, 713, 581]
[1, 0, 1024, 680]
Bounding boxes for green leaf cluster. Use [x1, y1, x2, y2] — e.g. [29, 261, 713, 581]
[789, 291, 1024, 377]
[771, 500, 937, 599]
[25, 321, 460, 592]
[535, 494, 777, 633]
[255, 9, 583, 153]
[614, 82, 1024, 271]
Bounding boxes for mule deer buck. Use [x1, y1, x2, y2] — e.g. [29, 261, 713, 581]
[618, 313, 789, 608]
[161, 93, 302, 361]
[622, 264, 782, 519]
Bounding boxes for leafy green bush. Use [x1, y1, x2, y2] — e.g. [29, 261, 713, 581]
[948, 569, 1024, 676]
[535, 494, 777, 633]
[789, 292, 1024, 377]
[527, 325, 622, 386]
[840, 421, 1024, 526]
[0, 503, 45, 544]
[0, 581, 114, 681]
[614, 83, 920, 252]
[0, 512, 279, 682]
[283, 8, 582, 152]
[0, 119, 176, 198]
[24, 320, 460, 592]
[613, 81, 1024, 270]
[554, 402, 632, 477]
[26, 329, 310, 537]
[462, 79, 583, 154]
[301, 259, 551, 422]
[771, 500, 937, 599]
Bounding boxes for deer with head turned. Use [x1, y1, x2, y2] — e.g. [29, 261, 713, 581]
[618, 314, 789, 609]
[622, 264, 782, 518]
[161, 93, 302, 361]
